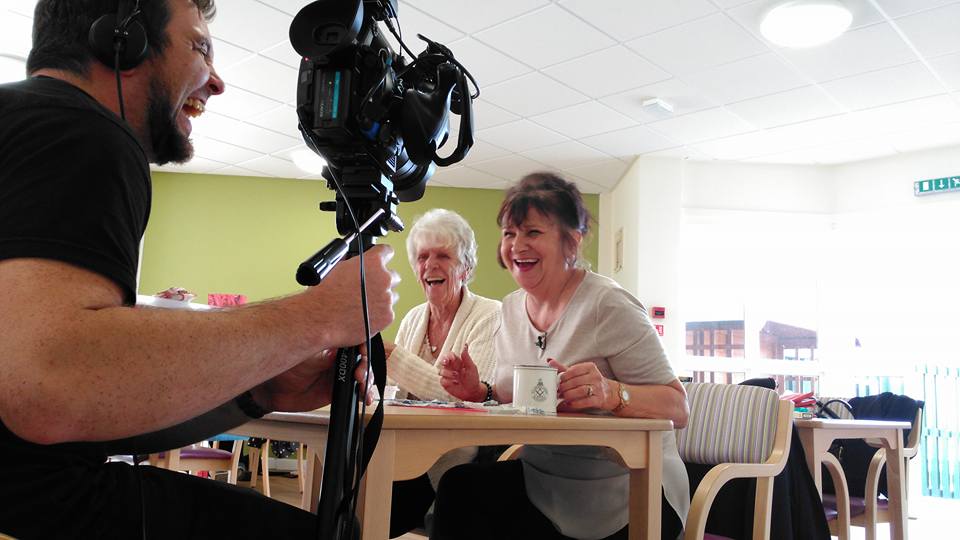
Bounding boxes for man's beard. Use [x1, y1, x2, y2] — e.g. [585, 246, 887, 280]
[146, 78, 193, 166]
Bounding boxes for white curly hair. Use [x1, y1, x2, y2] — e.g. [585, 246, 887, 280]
[405, 209, 478, 284]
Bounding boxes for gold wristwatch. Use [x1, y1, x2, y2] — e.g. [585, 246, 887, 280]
[612, 381, 630, 413]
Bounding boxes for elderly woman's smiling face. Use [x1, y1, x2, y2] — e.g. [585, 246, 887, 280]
[415, 241, 467, 309]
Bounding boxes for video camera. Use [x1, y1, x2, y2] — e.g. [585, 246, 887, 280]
[288, 2, 477, 538]
[290, 0, 475, 241]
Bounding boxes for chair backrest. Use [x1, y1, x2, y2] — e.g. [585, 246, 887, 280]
[818, 397, 855, 420]
[677, 382, 781, 465]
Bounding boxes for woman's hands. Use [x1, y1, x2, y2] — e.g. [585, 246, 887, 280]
[550, 359, 617, 412]
[438, 343, 487, 402]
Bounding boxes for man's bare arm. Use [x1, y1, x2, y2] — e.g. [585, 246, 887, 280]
[0, 251, 396, 445]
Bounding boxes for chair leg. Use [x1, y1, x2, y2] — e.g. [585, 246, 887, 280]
[261, 440, 271, 497]
[298, 443, 306, 494]
[753, 476, 775, 540]
[249, 446, 261, 489]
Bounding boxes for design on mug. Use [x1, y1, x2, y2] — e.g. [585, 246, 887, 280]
[532, 378, 548, 402]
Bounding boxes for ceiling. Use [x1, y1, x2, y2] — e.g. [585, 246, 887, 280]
[2, 0, 960, 193]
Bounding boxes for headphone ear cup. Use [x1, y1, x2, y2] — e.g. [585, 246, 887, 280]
[88, 13, 149, 70]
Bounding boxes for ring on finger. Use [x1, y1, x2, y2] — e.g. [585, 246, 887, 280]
[586, 384, 594, 397]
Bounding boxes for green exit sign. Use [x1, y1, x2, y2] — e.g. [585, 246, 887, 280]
[914, 176, 960, 196]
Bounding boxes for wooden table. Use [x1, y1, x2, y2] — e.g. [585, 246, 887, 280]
[232, 405, 673, 540]
[794, 418, 911, 540]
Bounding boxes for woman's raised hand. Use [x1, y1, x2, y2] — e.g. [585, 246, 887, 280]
[438, 343, 486, 402]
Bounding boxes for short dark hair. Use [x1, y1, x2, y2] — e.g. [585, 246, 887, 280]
[496, 172, 593, 269]
[27, 0, 217, 76]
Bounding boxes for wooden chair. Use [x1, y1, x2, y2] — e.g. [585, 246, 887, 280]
[247, 438, 272, 497]
[824, 406, 924, 540]
[677, 382, 794, 540]
[148, 434, 247, 485]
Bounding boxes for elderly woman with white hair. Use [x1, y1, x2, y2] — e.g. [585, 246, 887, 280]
[384, 208, 500, 538]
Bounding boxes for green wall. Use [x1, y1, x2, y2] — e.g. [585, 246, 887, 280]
[141, 172, 599, 341]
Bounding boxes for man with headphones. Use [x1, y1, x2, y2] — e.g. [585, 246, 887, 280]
[0, 1, 399, 537]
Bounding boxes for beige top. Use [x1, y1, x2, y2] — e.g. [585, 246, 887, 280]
[494, 272, 689, 540]
[387, 287, 500, 486]
[389, 287, 500, 401]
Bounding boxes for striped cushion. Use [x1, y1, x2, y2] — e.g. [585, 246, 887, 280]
[676, 382, 780, 465]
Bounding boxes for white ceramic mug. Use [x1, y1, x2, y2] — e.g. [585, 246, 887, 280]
[512, 365, 558, 415]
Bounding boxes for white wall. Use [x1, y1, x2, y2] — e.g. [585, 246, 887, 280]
[684, 160, 833, 213]
[599, 157, 684, 360]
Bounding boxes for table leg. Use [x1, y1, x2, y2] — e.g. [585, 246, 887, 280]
[885, 442, 908, 540]
[629, 431, 661, 540]
[798, 428, 822, 496]
[358, 431, 396, 540]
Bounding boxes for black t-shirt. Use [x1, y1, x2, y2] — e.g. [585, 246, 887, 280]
[0, 76, 151, 304]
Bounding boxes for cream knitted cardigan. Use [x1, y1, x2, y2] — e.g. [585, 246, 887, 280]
[388, 287, 500, 401]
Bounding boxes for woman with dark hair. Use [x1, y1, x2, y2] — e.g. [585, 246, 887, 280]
[435, 172, 690, 540]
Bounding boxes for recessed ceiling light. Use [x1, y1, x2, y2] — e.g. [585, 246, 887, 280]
[760, 0, 853, 48]
[290, 148, 328, 175]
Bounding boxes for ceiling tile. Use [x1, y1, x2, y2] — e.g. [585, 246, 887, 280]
[209, 39, 256, 71]
[429, 166, 511, 190]
[458, 140, 512, 165]
[219, 55, 298, 104]
[559, 0, 717, 42]
[645, 147, 708, 161]
[684, 53, 809, 105]
[209, 0, 292, 52]
[745, 149, 819, 165]
[446, 37, 532, 87]
[381, 3, 464, 56]
[820, 62, 946, 111]
[469, 154, 546, 180]
[626, 13, 767, 75]
[481, 72, 589, 117]
[0, 56, 25, 84]
[152, 157, 229, 175]
[192, 137, 264, 164]
[236, 155, 304, 179]
[5, 1, 35, 17]
[209, 165, 271, 178]
[647, 107, 757, 143]
[260, 42, 301, 69]
[475, 5, 615, 69]
[543, 46, 671, 98]
[804, 138, 900, 164]
[258, 0, 311, 16]
[600, 79, 718, 123]
[468, 99, 520, 130]
[206, 85, 284, 121]
[248, 105, 303, 139]
[847, 94, 960, 135]
[876, 0, 959, 17]
[886, 123, 960, 153]
[192, 112, 301, 154]
[929, 52, 960, 91]
[896, 3, 960, 58]
[530, 101, 636, 139]
[777, 23, 917, 83]
[726, 85, 845, 129]
[692, 129, 812, 161]
[478, 120, 569, 153]
[403, 0, 550, 34]
[581, 126, 678, 158]
[565, 159, 630, 189]
[0, 10, 31, 59]
[521, 141, 613, 170]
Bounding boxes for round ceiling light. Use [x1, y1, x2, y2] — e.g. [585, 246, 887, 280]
[290, 148, 328, 175]
[760, 0, 853, 48]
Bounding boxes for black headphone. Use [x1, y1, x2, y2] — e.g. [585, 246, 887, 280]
[88, 0, 148, 70]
